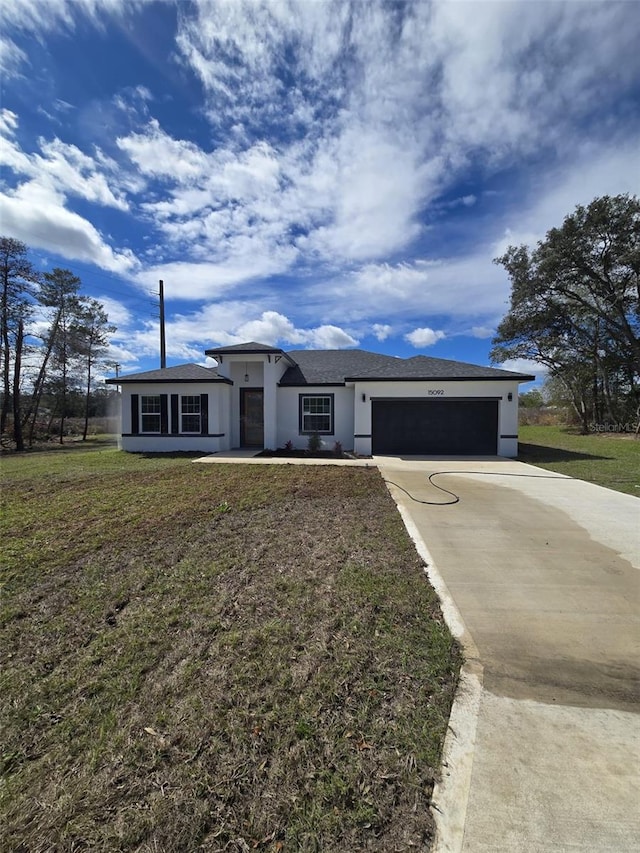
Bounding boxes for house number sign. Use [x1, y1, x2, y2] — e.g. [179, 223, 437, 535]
[427, 389, 445, 396]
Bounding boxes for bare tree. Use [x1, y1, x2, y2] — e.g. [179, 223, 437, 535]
[72, 298, 116, 440]
[0, 237, 39, 440]
[24, 268, 81, 446]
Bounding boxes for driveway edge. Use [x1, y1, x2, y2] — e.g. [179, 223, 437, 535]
[391, 499, 484, 853]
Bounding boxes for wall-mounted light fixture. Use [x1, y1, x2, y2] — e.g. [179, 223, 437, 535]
[362, 392, 366, 402]
[507, 392, 513, 401]
[244, 362, 249, 383]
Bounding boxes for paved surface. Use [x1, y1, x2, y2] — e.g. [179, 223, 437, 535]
[195, 449, 372, 467]
[375, 456, 640, 852]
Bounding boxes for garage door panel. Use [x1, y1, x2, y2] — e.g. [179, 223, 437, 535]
[372, 399, 498, 455]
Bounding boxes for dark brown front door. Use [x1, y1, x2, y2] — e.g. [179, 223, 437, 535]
[240, 389, 264, 447]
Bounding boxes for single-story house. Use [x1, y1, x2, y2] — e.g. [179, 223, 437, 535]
[106, 341, 534, 457]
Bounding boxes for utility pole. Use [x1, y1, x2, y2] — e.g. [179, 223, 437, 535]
[159, 279, 166, 369]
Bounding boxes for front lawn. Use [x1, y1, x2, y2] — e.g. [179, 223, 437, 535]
[0, 447, 460, 852]
[518, 425, 640, 497]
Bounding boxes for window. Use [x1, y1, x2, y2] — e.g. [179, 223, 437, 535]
[300, 394, 334, 434]
[141, 395, 161, 432]
[181, 395, 201, 433]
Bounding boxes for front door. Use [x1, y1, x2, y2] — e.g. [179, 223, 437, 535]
[240, 389, 264, 447]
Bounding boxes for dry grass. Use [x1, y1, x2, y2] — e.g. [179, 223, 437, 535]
[1, 446, 461, 852]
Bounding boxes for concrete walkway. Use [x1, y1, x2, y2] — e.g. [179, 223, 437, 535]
[195, 449, 373, 467]
[375, 456, 640, 853]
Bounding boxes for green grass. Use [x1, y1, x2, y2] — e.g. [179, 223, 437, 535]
[518, 425, 640, 496]
[0, 445, 461, 852]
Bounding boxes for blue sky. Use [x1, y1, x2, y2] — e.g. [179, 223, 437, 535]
[1, 0, 639, 381]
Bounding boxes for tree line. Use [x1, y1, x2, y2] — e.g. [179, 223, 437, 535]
[1, 237, 116, 450]
[491, 194, 639, 432]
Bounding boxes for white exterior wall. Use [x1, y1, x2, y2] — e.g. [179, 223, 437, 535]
[213, 354, 290, 448]
[119, 382, 230, 453]
[263, 360, 282, 449]
[115, 367, 523, 456]
[353, 379, 521, 457]
[275, 386, 355, 450]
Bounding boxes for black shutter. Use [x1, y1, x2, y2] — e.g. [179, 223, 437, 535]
[200, 393, 209, 435]
[160, 394, 168, 434]
[131, 394, 139, 434]
[171, 394, 179, 435]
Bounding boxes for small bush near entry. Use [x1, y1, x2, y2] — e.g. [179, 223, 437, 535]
[307, 431, 322, 452]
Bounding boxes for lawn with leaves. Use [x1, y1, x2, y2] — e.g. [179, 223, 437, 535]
[1, 445, 460, 852]
[518, 425, 640, 497]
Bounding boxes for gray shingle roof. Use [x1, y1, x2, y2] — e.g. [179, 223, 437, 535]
[205, 341, 287, 356]
[280, 349, 534, 384]
[105, 363, 230, 384]
[347, 355, 535, 381]
[280, 349, 397, 385]
[106, 346, 534, 386]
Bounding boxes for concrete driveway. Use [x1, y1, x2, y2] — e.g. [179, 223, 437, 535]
[376, 456, 640, 853]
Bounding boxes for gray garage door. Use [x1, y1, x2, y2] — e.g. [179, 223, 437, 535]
[372, 399, 498, 455]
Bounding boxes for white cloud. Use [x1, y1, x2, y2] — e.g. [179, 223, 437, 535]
[236, 311, 358, 349]
[35, 138, 129, 209]
[405, 327, 446, 348]
[117, 117, 428, 270]
[0, 38, 27, 78]
[471, 326, 494, 340]
[236, 311, 301, 345]
[427, 0, 640, 159]
[110, 304, 358, 367]
[496, 142, 640, 255]
[134, 251, 296, 300]
[311, 255, 510, 324]
[1, 0, 151, 82]
[1, 0, 147, 32]
[0, 181, 137, 274]
[97, 296, 133, 330]
[372, 323, 392, 341]
[2, 0, 639, 363]
[305, 325, 358, 349]
[117, 119, 209, 183]
[298, 126, 433, 261]
[174, 0, 640, 266]
[499, 359, 546, 380]
[0, 111, 137, 273]
[0, 108, 19, 136]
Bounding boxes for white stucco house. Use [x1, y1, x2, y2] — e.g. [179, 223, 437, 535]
[106, 341, 534, 457]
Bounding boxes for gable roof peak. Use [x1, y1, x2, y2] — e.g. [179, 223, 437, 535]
[205, 340, 285, 354]
[105, 362, 231, 384]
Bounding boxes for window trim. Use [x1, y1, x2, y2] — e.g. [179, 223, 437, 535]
[299, 393, 334, 435]
[180, 394, 201, 434]
[140, 394, 162, 433]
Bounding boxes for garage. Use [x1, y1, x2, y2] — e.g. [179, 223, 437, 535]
[372, 398, 499, 455]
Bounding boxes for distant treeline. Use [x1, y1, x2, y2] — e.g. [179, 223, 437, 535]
[1, 236, 117, 449]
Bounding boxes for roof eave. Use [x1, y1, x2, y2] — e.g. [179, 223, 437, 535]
[204, 344, 297, 364]
[278, 381, 346, 387]
[105, 376, 233, 385]
[345, 374, 536, 382]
